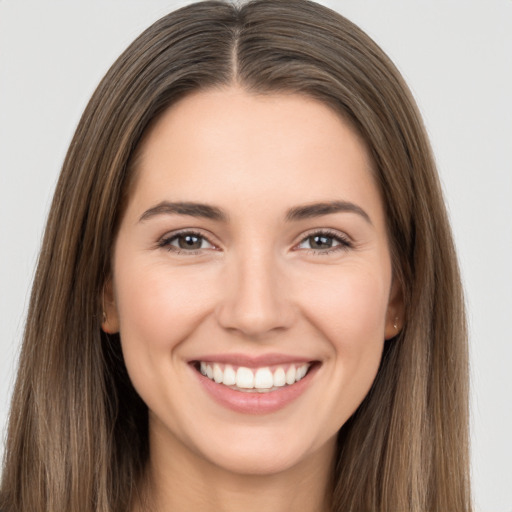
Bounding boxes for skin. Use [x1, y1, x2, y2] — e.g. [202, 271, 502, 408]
[104, 86, 403, 512]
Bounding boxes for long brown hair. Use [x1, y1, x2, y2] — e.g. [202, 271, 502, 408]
[0, 1, 471, 511]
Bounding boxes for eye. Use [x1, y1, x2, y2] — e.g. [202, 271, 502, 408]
[296, 230, 352, 253]
[159, 231, 216, 253]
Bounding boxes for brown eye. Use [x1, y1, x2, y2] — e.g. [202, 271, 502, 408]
[308, 235, 334, 250]
[296, 231, 351, 253]
[160, 231, 215, 252]
[177, 234, 204, 250]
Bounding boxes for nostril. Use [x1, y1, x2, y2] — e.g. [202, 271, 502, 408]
[215, 304, 295, 339]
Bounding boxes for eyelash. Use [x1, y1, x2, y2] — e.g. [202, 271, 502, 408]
[297, 229, 353, 254]
[157, 229, 353, 256]
[158, 230, 215, 255]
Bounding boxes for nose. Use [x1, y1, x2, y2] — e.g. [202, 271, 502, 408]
[215, 249, 296, 339]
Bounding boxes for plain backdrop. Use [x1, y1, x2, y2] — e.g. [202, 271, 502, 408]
[0, 1, 511, 511]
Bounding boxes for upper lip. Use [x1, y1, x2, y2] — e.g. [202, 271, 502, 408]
[190, 353, 315, 368]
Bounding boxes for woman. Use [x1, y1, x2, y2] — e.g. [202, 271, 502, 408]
[0, 1, 472, 511]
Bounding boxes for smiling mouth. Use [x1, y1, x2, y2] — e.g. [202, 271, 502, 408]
[193, 361, 314, 393]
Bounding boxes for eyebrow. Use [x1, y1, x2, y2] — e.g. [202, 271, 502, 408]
[285, 200, 372, 225]
[139, 200, 372, 225]
[139, 201, 227, 222]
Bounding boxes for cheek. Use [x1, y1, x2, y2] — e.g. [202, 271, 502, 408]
[113, 260, 217, 352]
[294, 265, 390, 426]
[112, 259, 220, 415]
[296, 263, 391, 352]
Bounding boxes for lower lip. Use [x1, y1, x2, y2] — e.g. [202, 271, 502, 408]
[193, 364, 319, 415]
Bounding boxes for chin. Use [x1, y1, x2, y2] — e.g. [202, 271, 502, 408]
[189, 424, 334, 477]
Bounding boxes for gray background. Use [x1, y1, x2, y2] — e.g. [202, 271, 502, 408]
[0, 1, 511, 510]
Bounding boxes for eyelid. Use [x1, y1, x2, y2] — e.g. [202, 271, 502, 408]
[292, 228, 353, 251]
[156, 227, 353, 255]
[157, 228, 220, 252]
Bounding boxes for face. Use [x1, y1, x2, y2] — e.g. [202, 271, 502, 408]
[105, 87, 402, 477]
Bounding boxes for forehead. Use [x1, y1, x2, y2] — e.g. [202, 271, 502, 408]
[125, 86, 383, 225]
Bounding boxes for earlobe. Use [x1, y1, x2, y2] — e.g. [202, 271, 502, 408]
[384, 278, 405, 340]
[101, 279, 120, 334]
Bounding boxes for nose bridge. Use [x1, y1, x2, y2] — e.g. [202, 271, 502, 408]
[216, 245, 293, 337]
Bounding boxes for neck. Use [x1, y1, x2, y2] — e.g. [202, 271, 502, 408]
[136, 424, 336, 512]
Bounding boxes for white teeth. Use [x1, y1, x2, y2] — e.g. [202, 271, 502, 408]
[273, 367, 286, 387]
[198, 362, 311, 390]
[254, 367, 273, 389]
[286, 365, 296, 385]
[236, 367, 254, 389]
[296, 364, 307, 381]
[223, 364, 236, 385]
[213, 363, 223, 383]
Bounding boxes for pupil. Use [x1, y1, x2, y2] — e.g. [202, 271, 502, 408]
[179, 235, 201, 249]
[311, 235, 332, 249]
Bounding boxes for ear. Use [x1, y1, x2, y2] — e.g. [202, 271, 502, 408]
[384, 277, 404, 340]
[101, 278, 120, 334]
